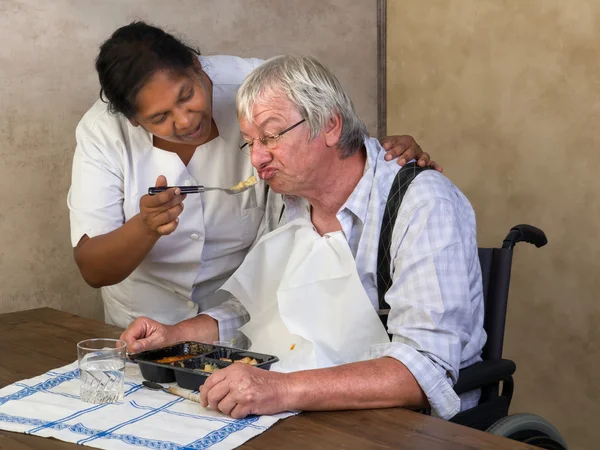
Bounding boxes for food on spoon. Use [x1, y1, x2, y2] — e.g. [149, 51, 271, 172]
[219, 358, 232, 362]
[230, 175, 257, 191]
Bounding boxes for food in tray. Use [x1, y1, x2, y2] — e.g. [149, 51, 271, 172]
[155, 354, 198, 364]
[203, 363, 218, 373]
[196, 357, 259, 374]
[234, 357, 258, 365]
[230, 175, 257, 191]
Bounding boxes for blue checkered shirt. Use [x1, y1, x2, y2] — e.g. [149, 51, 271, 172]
[205, 137, 486, 419]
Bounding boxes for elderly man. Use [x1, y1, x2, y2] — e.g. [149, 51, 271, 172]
[121, 56, 486, 420]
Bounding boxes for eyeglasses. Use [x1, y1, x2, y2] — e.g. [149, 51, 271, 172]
[239, 119, 306, 154]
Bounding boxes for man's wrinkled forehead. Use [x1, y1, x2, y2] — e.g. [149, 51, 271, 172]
[252, 88, 294, 117]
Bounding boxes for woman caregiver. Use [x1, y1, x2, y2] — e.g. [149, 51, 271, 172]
[68, 22, 440, 328]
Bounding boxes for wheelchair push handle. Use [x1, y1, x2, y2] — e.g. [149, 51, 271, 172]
[502, 224, 547, 249]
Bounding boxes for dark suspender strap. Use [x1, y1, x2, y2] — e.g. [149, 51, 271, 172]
[264, 182, 286, 224]
[278, 203, 286, 224]
[377, 162, 434, 328]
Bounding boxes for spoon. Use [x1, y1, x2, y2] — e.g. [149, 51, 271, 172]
[149, 174, 258, 196]
[148, 184, 254, 196]
[142, 380, 202, 404]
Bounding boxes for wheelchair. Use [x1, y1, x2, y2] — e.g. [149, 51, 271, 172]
[450, 225, 568, 449]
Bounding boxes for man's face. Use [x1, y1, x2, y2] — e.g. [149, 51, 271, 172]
[239, 96, 328, 196]
[133, 69, 213, 146]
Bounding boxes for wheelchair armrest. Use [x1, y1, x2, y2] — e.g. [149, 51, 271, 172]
[502, 224, 547, 249]
[453, 359, 516, 395]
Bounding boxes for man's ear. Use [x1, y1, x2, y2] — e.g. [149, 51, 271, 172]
[324, 112, 342, 147]
[128, 117, 140, 127]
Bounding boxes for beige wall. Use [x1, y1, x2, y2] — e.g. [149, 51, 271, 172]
[0, 0, 377, 320]
[388, 1, 599, 449]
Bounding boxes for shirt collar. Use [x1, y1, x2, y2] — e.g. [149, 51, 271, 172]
[337, 139, 378, 225]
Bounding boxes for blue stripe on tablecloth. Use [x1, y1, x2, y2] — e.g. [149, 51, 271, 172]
[0, 413, 71, 431]
[77, 396, 184, 445]
[129, 401, 266, 430]
[0, 370, 79, 406]
[0, 413, 184, 448]
[27, 403, 106, 433]
[26, 383, 145, 434]
[0, 411, 263, 449]
[184, 416, 261, 450]
[82, 416, 261, 450]
[14, 382, 80, 400]
[14, 381, 142, 402]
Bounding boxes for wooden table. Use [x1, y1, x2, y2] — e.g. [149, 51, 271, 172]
[0, 308, 534, 449]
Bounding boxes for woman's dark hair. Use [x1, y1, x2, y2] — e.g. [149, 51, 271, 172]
[95, 21, 201, 118]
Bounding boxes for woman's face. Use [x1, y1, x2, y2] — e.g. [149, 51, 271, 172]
[132, 68, 213, 146]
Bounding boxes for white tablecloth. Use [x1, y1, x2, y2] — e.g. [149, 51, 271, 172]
[0, 361, 292, 449]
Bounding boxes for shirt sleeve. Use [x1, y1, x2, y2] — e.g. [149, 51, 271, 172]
[67, 118, 125, 247]
[202, 295, 251, 349]
[370, 196, 475, 419]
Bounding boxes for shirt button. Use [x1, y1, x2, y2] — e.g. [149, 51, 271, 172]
[187, 301, 196, 309]
[190, 233, 200, 241]
[184, 179, 192, 186]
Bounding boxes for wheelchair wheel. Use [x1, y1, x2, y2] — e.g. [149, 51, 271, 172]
[487, 413, 568, 449]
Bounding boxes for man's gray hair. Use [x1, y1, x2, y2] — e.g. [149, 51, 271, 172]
[236, 55, 368, 158]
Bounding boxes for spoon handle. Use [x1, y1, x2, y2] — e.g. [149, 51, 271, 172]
[148, 186, 206, 195]
[167, 386, 202, 403]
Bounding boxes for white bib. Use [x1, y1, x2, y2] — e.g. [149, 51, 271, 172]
[220, 219, 390, 372]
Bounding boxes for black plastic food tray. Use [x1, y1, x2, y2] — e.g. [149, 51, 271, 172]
[129, 341, 279, 390]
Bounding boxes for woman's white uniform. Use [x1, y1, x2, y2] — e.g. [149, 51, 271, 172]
[68, 55, 266, 328]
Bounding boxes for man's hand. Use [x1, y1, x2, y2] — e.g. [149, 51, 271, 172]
[380, 135, 443, 172]
[200, 364, 289, 419]
[120, 316, 181, 353]
[139, 175, 187, 236]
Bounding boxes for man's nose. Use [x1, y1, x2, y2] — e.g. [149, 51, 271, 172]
[250, 141, 273, 168]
